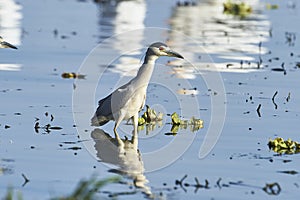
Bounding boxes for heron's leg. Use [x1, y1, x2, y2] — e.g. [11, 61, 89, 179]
[114, 113, 125, 145]
[132, 113, 139, 135]
[113, 123, 121, 144]
[132, 113, 139, 150]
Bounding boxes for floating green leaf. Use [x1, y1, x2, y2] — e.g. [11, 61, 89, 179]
[170, 124, 180, 134]
[170, 113, 204, 133]
[138, 105, 163, 126]
[138, 117, 146, 126]
[171, 112, 181, 125]
[190, 116, 204, 126]
[268, 137, 300, 154]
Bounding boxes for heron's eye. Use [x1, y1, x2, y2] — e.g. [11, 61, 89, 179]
[159, 46, 164, 51]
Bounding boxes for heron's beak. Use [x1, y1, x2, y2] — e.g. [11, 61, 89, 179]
[1, 41, 18, 49]
[166, 50, 184, 59]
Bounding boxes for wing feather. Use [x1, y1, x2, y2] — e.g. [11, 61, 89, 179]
[91, 81, 136, 126]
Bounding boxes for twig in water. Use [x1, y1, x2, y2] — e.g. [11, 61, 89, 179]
[256, 104, 262, 117]
[175, 175, 188, 192]
[175, 174, 188, 186]
[204, 179, 209, 189]
[229, 181, 281, 195]
[282, 62, 286, 75]
[286, 92, 291, 102]
[193, 178, 205, 193]
[263, 182, 281, 195]
[22, 173, 30, 187]
[272, 91, 278, 109]
[216, 178, 222, 189]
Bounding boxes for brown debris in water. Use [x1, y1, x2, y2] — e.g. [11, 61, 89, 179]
[61, 72, 86, 79]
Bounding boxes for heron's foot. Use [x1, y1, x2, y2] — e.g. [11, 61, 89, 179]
[113, 128, 122, 144]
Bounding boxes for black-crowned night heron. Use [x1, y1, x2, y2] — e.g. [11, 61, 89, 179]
[0, 36, 17, 49]
[91, 42, 184, 137]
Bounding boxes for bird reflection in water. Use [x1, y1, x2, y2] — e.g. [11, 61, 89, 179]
[91, 128, 153, 198]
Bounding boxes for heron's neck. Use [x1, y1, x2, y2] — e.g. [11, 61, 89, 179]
[134, 55, 159, 85]
[143, 54, 159, 65]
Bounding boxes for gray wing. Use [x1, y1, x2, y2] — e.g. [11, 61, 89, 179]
[91, 94, 113, 126]
[91, 80, 136, 126]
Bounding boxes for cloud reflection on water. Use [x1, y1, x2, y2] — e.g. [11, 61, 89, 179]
[168, 0, 271, 73]
[96, 0, 271, 77]
[97, 0, 146, 77]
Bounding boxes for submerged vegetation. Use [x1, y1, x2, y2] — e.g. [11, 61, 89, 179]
[3, 188, 22, 200]
[2, 176, 120, 200]
[53, 176, 120, 200]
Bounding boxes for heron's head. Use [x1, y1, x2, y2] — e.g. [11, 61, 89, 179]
[146, 42, 184, 59]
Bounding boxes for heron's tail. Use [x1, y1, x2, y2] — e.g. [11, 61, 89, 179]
[91, 114, 110, 126]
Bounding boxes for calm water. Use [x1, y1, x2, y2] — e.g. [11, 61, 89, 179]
[0, 0, 300, 199]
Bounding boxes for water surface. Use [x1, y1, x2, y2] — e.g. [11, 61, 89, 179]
[1, 0, 300, 199]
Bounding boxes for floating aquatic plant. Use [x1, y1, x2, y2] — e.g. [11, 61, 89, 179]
[223, 0, 252, 18]
[138, 105, 163, 126]
[266, 3, 279, 10]
[170, 112, 203, 133]
[268, 137, 300, 154]
[137, 105, 164, 134]
[171, 112, 181, 125]
[138, 107, 203, 134]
